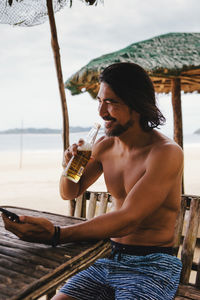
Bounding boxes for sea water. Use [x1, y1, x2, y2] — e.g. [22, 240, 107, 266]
[0, 131, 200, 152]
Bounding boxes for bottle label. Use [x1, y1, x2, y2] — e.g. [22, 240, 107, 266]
[64, 150, 92, 183]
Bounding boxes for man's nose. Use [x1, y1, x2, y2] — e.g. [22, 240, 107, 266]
[98, 102, 107, 117]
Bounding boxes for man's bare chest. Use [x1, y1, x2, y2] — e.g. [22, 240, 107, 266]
[102, 152, 147, 199]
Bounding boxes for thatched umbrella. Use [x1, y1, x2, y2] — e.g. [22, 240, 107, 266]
[65, 32, 200, 149]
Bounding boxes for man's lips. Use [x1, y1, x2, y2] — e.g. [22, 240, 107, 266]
[104, 119, 116, 128]
[102, 117, 116, 122]
[102, 117, 116, 128]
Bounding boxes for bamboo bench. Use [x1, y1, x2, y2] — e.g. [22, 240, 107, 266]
[68, 192, 200, 300]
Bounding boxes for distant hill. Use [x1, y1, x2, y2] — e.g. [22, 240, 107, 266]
[194, 129, 200, 134]
[0, 127, 92, 134]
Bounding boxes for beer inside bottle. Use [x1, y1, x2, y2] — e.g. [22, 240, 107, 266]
[65, 149, 92, 183]
[63, 123, 101, 183]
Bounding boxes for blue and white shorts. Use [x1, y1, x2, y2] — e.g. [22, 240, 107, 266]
[60, 241, 182, 300]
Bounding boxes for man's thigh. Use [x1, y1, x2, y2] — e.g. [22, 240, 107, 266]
[59, 260, 115, 300]
[107, 253, 182, 300]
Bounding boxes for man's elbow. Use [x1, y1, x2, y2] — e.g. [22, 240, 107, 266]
[60, 190, 70, 200]
[59, 179, 74, 200]
[59, 185, 77, 201]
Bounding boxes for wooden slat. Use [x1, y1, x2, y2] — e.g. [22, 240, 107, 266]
[0, 238, 68, 262]
[176, 284, 200, 299]
[68, 199, 76, 217]
[195, 254, 200, 288]
[0, 253, 49, 278]
[45, 288, 57, 300]
[98, 192, 109, 216]
[174, 196, 187, 255]
[87, 192, 98, 219]
[74, 194, 84, 218]
[181, 197, 200, 284]
[73, 191, 112, 219]
[82, 193, 87, 219]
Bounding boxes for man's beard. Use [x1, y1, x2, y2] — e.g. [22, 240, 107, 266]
[105, 119, 133, 137]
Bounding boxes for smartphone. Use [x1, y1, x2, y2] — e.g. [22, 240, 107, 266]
[0, 208, 20, 223]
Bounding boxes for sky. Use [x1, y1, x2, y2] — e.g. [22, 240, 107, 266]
[1, 0, 200, 135]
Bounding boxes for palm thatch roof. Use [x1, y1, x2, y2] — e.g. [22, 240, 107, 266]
[65, 32, 200, 98]
[0, 0, 101, 26]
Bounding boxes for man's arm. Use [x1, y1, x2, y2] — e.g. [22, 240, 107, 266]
[60, 158, 103, 200]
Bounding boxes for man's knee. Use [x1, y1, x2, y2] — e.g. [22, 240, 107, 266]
[51, 292, 77, 300]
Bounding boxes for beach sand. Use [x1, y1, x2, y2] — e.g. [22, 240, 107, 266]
[0, 145, 200, 213]
[0, 150, 107, 215]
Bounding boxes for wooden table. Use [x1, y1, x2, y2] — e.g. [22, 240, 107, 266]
[0, 206, 111, 300]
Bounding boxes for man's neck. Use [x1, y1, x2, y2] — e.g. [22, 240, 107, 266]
[117, 127, 156, 150]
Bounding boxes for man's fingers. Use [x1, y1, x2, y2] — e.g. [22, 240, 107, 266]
[71, 143, 79, 155]
[78, 139, 84, 146]
[64, 142, 81, 163]
[64, 139, 86, 166]
[2, 214, 24, 237]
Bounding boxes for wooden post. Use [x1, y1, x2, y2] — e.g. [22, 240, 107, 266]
[171, 78, 184, 193]
[171, 78, 183, 148]
[47, 0, 76, 215]
[46, 0, 70, 154]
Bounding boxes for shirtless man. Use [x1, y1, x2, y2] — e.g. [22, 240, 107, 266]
[2, 63, 183, 300]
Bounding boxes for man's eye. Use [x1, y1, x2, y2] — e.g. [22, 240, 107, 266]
[98, 100, 110, 105]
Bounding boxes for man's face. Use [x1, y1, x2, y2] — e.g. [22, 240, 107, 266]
[97, 82, 134, 137]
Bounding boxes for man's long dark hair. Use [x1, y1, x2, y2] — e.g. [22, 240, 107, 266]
[99, 62, 165, 131]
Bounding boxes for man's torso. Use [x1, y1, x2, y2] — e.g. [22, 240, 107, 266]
[95, 130, 183, 247]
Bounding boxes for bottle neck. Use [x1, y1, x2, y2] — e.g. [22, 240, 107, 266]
[86, 124, 101, 145]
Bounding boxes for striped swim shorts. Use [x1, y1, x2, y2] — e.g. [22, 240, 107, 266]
[60, 241, 182, 300]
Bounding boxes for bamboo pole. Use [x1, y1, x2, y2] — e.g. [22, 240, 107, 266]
[171, 78, 183, 148]
[171, 78, 184, 193]
[46, 0, 69, 155]
[47, 0, 75, 215]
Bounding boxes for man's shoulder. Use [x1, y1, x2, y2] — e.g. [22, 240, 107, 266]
[95, 135, 115, 146]
[93, 135, 114, 157]
[149, 136, 184, 169]
[153, 135, 183, 155]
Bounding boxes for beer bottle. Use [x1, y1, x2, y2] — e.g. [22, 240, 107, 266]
[63, 123, 101, 183]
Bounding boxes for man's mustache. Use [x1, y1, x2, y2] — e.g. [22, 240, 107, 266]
[102, 116, 116, 121]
